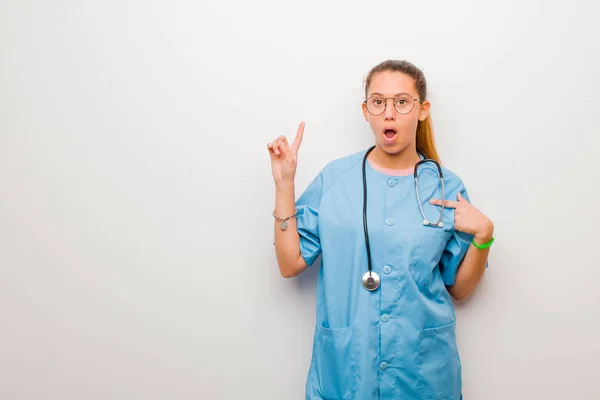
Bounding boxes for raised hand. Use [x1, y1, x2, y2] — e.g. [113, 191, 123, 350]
[267, 121, 305, 184]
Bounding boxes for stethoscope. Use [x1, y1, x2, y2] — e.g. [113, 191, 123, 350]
[361, 145, 446, 291]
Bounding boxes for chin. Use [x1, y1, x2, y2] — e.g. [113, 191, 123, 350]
[379, 142, 407, 154]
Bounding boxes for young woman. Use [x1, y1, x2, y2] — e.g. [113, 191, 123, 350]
[267, 60, 494, 400]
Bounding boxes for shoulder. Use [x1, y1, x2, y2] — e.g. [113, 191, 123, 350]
[440, 165, 469, 195]
[296, 149, 366, 205]
[319, 149, 366, 192]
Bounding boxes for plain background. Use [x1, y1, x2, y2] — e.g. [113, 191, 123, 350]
[1, 0, 599, 399]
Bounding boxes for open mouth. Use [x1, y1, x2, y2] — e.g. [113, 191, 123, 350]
[383, 128, 397, 141]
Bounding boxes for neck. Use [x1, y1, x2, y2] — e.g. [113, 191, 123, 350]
[369, 145, 421, 170]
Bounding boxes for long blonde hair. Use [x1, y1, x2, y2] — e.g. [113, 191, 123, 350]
[363, 60, 441, 164]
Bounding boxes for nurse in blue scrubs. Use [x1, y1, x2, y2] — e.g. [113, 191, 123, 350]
[267, 59, 494, 400]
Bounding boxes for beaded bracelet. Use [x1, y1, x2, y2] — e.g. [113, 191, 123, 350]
[273, 209, 297, 230]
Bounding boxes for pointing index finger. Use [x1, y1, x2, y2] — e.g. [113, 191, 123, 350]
[430, 198, 459, 209]
[290, 121, 305, 153]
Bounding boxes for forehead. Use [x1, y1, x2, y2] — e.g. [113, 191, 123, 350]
[367, 71, 417, 97]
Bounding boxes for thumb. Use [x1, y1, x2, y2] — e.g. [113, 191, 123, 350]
[457, 192, 468, 202]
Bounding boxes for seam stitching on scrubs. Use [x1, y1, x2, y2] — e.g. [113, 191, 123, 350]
[304, 153, 362, 267]
[320, 151, 366, 197]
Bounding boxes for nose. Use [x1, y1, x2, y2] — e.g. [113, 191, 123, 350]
[383, 98, 396, 120]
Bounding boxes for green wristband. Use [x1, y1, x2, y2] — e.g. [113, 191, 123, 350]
[472, 236, 494, 249]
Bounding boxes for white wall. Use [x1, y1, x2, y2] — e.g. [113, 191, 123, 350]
[1, 1, 599, 399]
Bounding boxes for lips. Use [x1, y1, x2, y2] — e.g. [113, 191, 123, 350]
[383, 128, 397, 143]
[384, 129, 396, 138]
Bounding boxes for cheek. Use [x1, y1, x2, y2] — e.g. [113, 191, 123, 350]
[397, 120, 420, 138]
[400, 116, 420, 130]
[368, 119, 380, 131]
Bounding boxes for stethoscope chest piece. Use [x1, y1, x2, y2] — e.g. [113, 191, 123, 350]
[361, 271, 380, 291]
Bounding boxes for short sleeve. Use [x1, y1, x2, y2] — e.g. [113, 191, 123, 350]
[439, 180, 489, 286]
[295, 172, 324, 267]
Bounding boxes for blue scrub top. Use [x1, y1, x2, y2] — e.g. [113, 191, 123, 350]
[296, 149, 480, 400]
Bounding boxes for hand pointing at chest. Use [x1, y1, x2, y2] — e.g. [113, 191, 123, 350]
[430, 192, 494, 243]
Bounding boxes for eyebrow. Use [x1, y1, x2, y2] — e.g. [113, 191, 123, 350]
[369, 92, 414, 97]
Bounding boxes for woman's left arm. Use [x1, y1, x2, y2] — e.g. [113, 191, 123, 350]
[430, 192, 494, 301]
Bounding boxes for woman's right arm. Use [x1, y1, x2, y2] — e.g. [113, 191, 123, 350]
[267, 122, 309, 278]
[273, 180, 308, 277]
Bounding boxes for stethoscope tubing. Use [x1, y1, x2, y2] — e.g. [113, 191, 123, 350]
[361, 145, 445, 281]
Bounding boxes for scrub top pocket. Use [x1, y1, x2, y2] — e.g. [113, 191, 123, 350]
[415, 319, 462, 400]
[315, 322, 356, 400]
[409, 228, 452, 286]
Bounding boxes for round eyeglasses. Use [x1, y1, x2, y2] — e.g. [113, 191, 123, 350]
[363, 93, 423, 116]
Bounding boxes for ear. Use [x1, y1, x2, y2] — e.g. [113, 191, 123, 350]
[361, 101, 369, 121]
[418, 100, 431, 121]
